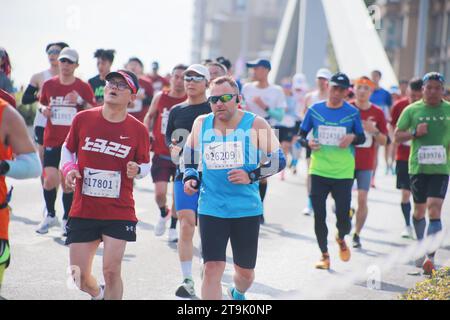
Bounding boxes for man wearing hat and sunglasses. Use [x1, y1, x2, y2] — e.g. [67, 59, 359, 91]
[37, 47, 96, 236]
[61, 69, 150, 300]
[298, 72, 366, 270]
[165, 64, 212, 298]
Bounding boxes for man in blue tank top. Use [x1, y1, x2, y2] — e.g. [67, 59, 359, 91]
[182, 76, 286, 300]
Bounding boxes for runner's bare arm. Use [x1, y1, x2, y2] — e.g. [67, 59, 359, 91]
[143, 91, 162, 130]
[394, 128, 415, 144]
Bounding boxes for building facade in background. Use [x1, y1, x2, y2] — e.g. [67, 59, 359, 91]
[377, 0, 450, 81]
[191, 0, 287, 74]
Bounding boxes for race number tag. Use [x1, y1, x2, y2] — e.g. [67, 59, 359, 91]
[356, 132, 373, 149]
[318, 126, 346, 146]
[161, 108, 170, 135]
[204, 141, 244, 170]
[418, 146, 447, 165]
[51, 107, 77, 126]
[82, 167, 121, 198]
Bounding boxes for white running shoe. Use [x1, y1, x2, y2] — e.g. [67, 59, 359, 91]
[303, 206, 312, 216]
[175, 278, 196, 298]
[154, 216, 168, 236]
[36, 215, 58, 234]
[168, 228, 178, 242]
[401, 226, 415, 239]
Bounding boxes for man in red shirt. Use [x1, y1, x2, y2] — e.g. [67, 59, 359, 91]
[351, 77, 388, 248]
[62, 70, 150, 300]
[124, 57, 154, 122]
[37, 48, 96, 236]
[143, 64, 187, 242]
[148, 61, 170, 93]
[390, 77, 423, 239]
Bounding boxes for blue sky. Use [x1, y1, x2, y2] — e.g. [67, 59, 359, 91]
[1, 0, 193, 88]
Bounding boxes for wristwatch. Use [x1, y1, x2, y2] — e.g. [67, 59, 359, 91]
[248, 172, 257, 184]
[411, 129, 417, 138]
[373, 130, 380, 137]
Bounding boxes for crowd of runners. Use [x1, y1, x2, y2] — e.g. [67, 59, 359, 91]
[0, 44, 449, 300]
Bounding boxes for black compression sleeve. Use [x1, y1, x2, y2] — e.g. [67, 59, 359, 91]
[22, 85, 38, 104]
[298, 130, 310, 148]
[352, 133, 366, 145]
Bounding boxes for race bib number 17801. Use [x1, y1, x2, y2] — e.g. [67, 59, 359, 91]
[82, 167, 121, 198]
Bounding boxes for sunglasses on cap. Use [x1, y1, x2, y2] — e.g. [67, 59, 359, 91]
[423, 73, 445, 84]
[47, 49, 61, 55]
[60, 58, 75, 64]
[208, 94, 238, 104]
[184, 75, 205, 82]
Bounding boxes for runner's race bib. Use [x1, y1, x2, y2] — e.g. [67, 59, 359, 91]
[82, 167, 121, 198]
[356, 131, 373, 149]
[161, 108, 170, 135]
[418, 146, 447, 165]
[204, 141, 244, 170]
[51, 106, 77, 126]
[318, 126, 347, 146]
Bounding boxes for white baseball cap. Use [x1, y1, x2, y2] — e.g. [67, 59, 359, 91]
[292, 73, 309, 91]
[316, 68, 332, 80]
[184, 64, 211, 82]
[58, 47, 79, 63]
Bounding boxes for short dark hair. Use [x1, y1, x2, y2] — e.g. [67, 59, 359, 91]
[206, 62, 228, 74]
[172, 64, 188, 74]
[372, 70, 382, 77]
[202, 59, 213, 65]
[211, 76, 239, 94]
[94, 49, 116, 63]
[46, 42, 69, 52]
[409, 77, 423, 91]
[399, 79, 409, 85]
[127, 57, 144, 68]
[216, 57, 231, 70]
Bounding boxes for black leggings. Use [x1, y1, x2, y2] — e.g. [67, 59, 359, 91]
[310, 175, 353, 253]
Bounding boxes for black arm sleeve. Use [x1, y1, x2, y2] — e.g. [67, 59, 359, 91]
[22, 85, 38, 104]
[165, 108, 176, 148]
[298, 130, 310, 148]
[352, 133, 366, 145]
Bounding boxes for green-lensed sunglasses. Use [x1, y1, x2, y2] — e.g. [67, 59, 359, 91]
[208, 94, 238, 104]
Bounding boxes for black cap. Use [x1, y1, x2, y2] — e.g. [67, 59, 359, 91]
[329, 72, 351, 89]
[246, 59, 271, 70]
[105, 70, 140, 94]
[216, 56, 231, 70]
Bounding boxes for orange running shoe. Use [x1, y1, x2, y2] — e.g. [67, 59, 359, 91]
[315, 253, 330, 270]
[336, 236, 351, 262]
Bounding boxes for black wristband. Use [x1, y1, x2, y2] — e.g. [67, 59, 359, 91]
[0, 161, 10, 175]
[137, 166, 141, 175]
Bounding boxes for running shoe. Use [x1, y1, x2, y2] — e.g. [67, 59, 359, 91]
[168, 228, 178, 243]
[227, 287, 246, 300]
[415, 255, 426, 268]
[315, 253, 330, 270]
[336, 236, 351, 262]
[422, 257, 435, 276]
[302, 206, 312, 216]
[36, 215, 58, 234]
[401, 226, 414, 239]
[352, 233, 362, 248]
[154, 211, 169, 237]
[175, 278, 196, 298]
[91, 285, 105, 300]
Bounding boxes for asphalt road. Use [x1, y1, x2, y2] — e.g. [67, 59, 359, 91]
[1, 156, 449, 300]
